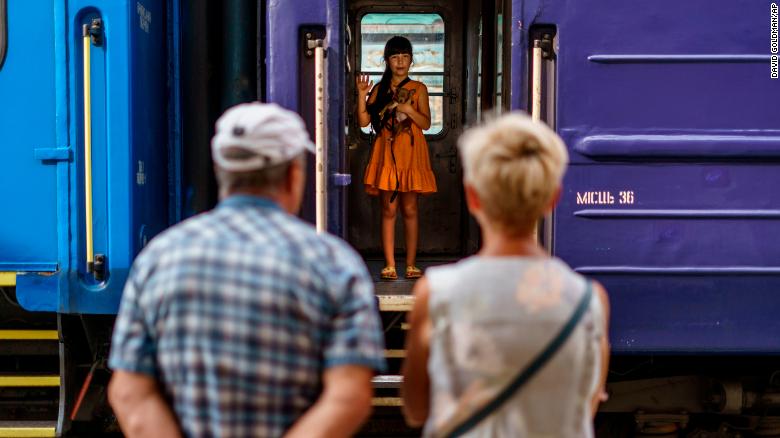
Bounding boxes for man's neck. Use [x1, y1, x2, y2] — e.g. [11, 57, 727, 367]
[222, 189, 292, 213]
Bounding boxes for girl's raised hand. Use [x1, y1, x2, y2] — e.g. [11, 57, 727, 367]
[356, 74, 374, 97]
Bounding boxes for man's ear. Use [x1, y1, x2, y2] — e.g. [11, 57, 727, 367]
[288, 158, 304, 191]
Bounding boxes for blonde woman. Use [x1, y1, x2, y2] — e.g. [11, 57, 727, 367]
[401, 113, 610, 437]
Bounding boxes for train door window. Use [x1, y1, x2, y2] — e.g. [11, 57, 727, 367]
[476, 1, 507, 120]
[359, 13, 445, 135]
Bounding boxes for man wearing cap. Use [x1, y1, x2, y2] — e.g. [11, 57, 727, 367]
[107, 103, 386, 437]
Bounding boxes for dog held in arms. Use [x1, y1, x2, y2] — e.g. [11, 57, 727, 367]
[378, 87, 416, 141]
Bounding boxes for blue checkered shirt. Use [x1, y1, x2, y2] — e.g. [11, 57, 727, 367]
[109, 195, 386, 437]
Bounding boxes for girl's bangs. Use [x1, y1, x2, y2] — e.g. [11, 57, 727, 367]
[385, 47, 412, 57]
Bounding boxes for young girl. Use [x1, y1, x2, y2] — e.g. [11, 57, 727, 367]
[356, 36, 437, 280]
[401, 114, 610, 437]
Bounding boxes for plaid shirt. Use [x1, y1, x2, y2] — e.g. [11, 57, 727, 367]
[109, 195, 386, 437]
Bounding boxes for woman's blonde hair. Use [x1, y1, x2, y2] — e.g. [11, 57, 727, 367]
[458, 113, 569, 234]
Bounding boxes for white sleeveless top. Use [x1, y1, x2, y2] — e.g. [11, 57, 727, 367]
[424, 256, 605, 438]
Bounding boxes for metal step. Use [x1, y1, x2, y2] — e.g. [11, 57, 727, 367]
[0, 273, 16, 287]
[375, 280, 415, 296]
[371, 375, 404, 407]
[0, 296, 61, 436]
[384, 349, 406, 358]
[0, 376, 60, 387]
[0, 421, 56, 437]
[372, 397, 402, 407]
[372, 375, 402, 388]
[0, 331, 58, 341]
[377, 294, 415, 312]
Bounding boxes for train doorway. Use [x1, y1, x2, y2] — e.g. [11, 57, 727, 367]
[346, 0, 477, 280]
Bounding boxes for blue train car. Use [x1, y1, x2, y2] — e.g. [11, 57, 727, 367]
[0, 0, 168, 435]
[0, 0, 778, 435]
[1, 0, 168, 315]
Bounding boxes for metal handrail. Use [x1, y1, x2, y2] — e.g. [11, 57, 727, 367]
[531, 40, 543, 121]
[531, 39, 547, 249]
[313, 41, 327, 233]
[82, 25, 95, 272]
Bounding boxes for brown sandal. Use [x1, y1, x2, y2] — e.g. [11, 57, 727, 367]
[405, 266, 422, 279]
[380, 266, 398, 280]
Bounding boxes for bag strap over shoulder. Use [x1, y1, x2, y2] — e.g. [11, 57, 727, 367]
[442, 280, 594, 438]
[368, 77, 413, 134]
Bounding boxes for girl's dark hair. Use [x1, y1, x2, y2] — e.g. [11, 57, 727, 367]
[367, 36, 413, 131]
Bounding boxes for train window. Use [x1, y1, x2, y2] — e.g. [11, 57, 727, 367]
[359, 13, 445, 135]
[476, 4, 508, 121]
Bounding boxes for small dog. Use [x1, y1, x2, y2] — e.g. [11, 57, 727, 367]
[378, 87, 416, 122]
[378, 87, 416, 140]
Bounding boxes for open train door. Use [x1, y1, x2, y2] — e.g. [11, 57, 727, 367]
[0, 1, 60, 287]
[265, 1, 349, 236]
[516, 1, 780, 353]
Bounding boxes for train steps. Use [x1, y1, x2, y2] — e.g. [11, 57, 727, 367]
[363, 274, 419, 437]
[372, 275, 415, 409]
[0, 281, 61, 437]
[372, 375, 403, 407]
[0, 329, 61, 437]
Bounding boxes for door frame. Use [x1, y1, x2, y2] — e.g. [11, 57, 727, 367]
[345, 0, 469, 257]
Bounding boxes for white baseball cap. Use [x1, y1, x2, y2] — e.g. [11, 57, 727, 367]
[211, 102, 315, 172]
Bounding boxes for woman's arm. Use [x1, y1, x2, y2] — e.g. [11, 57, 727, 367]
[356, 74, 376, 128]
[396, 83, 431, 130]
[401, 277, 432, 427]
[591, 281, 611, 417]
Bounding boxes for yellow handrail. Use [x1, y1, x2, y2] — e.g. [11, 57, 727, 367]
[83, 28, 94, 272]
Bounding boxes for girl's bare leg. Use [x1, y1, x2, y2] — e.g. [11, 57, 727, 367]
[380, 190, 398, 268]
[400, 192, 419, 267]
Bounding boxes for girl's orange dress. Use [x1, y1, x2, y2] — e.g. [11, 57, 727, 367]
[364, 80, 437, 196]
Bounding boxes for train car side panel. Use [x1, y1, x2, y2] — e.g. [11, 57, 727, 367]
[266, 0, 347, 236]
[518, 0, 780, 352]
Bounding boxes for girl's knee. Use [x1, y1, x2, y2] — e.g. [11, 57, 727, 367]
[382, 202, 398, 219]
[400, 201, 418, 220]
